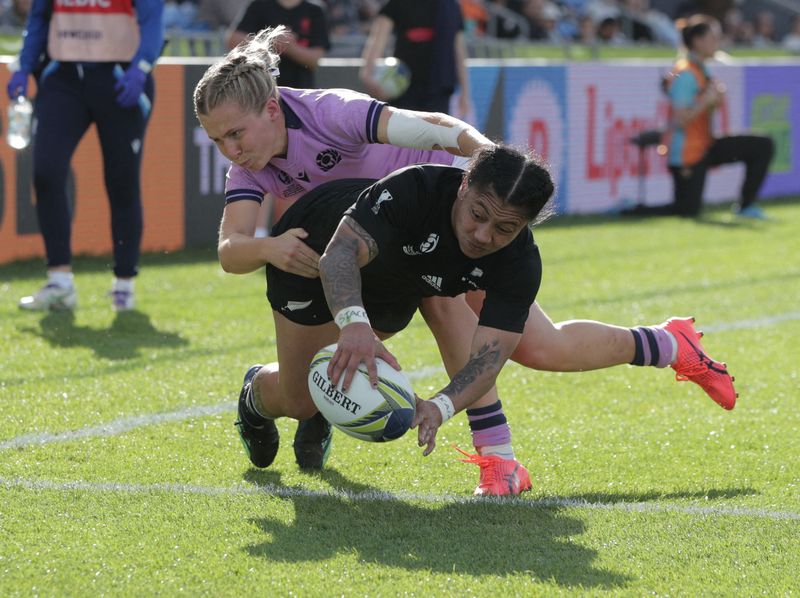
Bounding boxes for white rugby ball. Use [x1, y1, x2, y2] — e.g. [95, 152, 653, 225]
[308, 344, 416, 442]
[373, 57, 411, 100]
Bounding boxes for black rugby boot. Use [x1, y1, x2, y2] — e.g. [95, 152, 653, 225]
[293, 412, 333, 469]
[234, 365, 280, 468]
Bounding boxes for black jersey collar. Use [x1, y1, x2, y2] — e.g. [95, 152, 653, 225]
[279, 98, 302, 129]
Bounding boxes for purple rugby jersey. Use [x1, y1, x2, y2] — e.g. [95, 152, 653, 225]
[224, 87, 459, 204]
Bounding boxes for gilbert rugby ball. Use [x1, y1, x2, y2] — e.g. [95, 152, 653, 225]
[308, 344, 415, 442]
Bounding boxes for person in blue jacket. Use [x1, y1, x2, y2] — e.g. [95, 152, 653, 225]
[9, 0, 164, 311]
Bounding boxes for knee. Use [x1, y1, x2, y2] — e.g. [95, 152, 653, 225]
[510, 342, 553, 370]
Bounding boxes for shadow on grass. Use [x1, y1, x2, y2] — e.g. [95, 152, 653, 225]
[557, 487, 758, 504]
[241, 468, 633, 589]
[20, 309, 188, 360]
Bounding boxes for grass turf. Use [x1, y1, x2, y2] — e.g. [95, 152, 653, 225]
[1, 198, 799, 596]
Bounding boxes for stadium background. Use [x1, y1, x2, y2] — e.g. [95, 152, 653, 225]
[0, 57, 797, 265]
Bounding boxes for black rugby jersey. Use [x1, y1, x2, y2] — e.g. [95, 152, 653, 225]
[348, 165, 541, 334]
[269, 165, 542, 333]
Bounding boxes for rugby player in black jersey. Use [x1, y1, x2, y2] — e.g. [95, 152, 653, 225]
[240, 145, 553, 493]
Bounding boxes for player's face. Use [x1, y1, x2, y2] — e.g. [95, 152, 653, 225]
[693, 26, 720, 59]
[451, 183, 529, 259]
[198, 98, 286, 171]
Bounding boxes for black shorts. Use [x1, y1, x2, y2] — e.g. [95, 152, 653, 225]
[267, 266, 420, 333]
[265, 179, 421, 334]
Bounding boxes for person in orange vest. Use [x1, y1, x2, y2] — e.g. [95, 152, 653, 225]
[627, 14, 774, 218]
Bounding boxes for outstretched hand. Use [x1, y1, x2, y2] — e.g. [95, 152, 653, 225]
[269, 228, 320, 278]
[412, 397, 443, 456]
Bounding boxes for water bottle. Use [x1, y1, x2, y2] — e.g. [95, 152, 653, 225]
[7, 95, 32, 150]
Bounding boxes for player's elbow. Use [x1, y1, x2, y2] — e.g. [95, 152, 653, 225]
[217, 243, 241, 274]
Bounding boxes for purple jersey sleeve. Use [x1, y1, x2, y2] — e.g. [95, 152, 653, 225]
[223, 88, 456, 203]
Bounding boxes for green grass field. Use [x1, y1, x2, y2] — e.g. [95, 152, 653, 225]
[1, 198, 799, 596]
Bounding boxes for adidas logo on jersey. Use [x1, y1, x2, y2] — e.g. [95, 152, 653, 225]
[371, 189, 393, 214]
[403, 233, 439, 256]
[421, 275, 443, 291]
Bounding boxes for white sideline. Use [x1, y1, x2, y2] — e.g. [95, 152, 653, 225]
[1, 476, 799, 521]
[2, 311, 798, 452]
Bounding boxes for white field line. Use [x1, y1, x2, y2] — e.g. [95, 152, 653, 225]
[1, 476, 799, 521]
[699, 311, 800, 333]
[0, 403, 235, 450]
[3, 311, 798, 452]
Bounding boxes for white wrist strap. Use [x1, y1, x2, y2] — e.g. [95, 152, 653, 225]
[429, 393, 455, 423]
[334, 306, 370, 329]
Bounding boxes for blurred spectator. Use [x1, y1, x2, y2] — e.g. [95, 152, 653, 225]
[621, 0, 678, 45]
[585, 0, 620, 23]
[782, 14, 800, 52]
[163, 0, 203, 31]
[720, 7, 742, 46]
[597, 15, 625, 43]
[736, 19, 754, 45]
[359, 0, 470, 116]
[227, 0, 330, 89]
[0, 0, 30, 29]
[674, 0, 732, 22]
[751, 10, 776, 47]
[619, 0, 654, 42]
[519, 0, 550, 40]
[485, 0, 527, 39]
[576, 13, 597, 43]
[196, 0, 249, 30]
[539, 2, 564, 42]
[460, 0, 488, 36]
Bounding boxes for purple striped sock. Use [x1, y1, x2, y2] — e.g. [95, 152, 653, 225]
[630, 326, 676, 368]
[467, 400, 511, 448]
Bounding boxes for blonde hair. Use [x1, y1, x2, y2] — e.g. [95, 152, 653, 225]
[193, 26, 286, 117]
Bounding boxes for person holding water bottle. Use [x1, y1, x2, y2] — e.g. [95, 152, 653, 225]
[7, 0, 164, 311]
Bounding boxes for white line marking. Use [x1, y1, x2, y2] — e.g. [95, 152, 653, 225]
[0, 403, 235, 450]
[2, 311, 796, 452]
[1, 476, 798, 521]
[700, 311, 800, 333]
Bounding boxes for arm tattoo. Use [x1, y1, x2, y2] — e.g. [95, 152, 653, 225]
[441, 340, 503, 397]
[320, 216, 379, 313]
[344, 217, 379, 262]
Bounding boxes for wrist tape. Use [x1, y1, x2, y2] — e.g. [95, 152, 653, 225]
[429, 393, 455, 423]
[334, 306, 370, 329]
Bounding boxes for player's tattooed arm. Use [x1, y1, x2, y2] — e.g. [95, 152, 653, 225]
[319, 216, 379, 313]
[440, 326, 522, 413]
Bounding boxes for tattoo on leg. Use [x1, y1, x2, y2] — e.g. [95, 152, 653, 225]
[442, 340, 502, 396]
